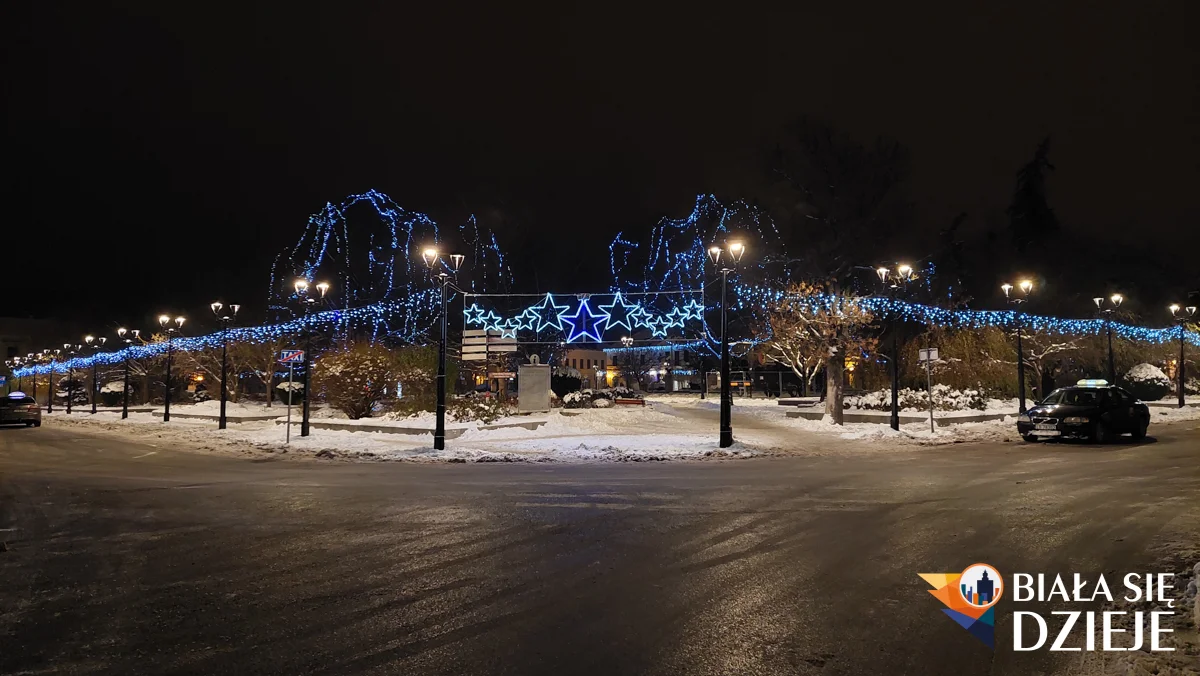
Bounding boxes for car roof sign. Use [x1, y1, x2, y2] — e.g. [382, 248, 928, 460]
[1076, 379, 1109, 388]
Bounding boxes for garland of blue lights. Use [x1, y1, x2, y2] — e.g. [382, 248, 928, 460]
[13, 294, 1196, 379]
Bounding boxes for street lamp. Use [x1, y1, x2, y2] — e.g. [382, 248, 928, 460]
[211, 302, 241, 430]
[421, 248, 465, 450]
[1092, 294, 1123, 384]
[64, 343, 81, 414]
[84, 335, 107, 414]
[1169, 304, 1196, 409]
[159, 315, 185, 421]
[294, 280, 330, 437]
[46, 349, 59, 413]
[708, 240, 746, 448]
[875, 264, 916, 431]
[1002, 280, 1035, 413]
[116, 328, 139, 419]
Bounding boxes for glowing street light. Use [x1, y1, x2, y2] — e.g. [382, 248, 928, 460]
[1002, 279, 1035, 413]
[1093, 293, 1124, 383]
[875, 263, 917, 430]
[708, 240, 748, 447]
[1169, 304, 1197, 409]
[211, 301, 241, 430]
[159, 314, 186, 422]
[420, 249, 465, 450]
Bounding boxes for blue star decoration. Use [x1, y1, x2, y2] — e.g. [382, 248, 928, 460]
[500, 318, 521, 339]
[464, 303, 487, 325]
[646, 315, 670, 338]
[599, 292, 641, 332]
[511, 308, 537, 331]
[526, 293, 571, 332]
[628, 305, 652, 329]
[664, 306, 688, 328]
[681, 299, 704, 321]
[479, 310, 504, 332]
[560, 298, 609, 343]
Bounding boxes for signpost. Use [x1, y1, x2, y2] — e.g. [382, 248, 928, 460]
[918, 347, 939, 433]
[279, 350, 304, 443]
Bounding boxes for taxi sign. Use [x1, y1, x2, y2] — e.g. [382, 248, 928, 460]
[1076, 379, 1109, 387]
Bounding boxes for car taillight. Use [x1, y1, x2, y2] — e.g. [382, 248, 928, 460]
[27, 405, 39, 413]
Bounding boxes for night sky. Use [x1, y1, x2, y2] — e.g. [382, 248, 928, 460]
[5, 3, 1198, 328]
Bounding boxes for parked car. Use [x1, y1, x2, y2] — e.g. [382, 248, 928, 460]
[1016, 380, 1149, 443]
[0, 393, 42, 427]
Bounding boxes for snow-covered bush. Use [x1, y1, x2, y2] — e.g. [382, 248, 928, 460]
[562, 387, 643, 409]
[275, 380, 305, 405]
[1122, 363, 1172, 401]
[99, 380, 125, 406]
[312, 343, 398, 419]
[845, 385, 986, 412]
[449, 396, 514, 423]
[551, 367, 583, 398]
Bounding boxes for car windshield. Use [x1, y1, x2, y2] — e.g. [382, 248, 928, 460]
[1041, 388, 1103, 406]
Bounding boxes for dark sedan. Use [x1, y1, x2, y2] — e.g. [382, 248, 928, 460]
[0, 392, 42, 427]
[1016, 382, 1149, 443]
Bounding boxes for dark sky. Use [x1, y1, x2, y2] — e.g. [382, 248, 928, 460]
[5, 3, 1198, 329]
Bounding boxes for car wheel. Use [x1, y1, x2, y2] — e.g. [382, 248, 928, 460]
[1091, 421, 1111, 444]
[1130, 418, 1148, 440]
[1022, 434, 1039, 443]
[25, 421, 34, 427]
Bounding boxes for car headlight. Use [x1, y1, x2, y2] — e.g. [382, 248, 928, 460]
[1063, 416, 1089, 424]
[1017, 414, 1031, 423]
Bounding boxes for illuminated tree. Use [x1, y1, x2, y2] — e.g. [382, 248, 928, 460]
[762, 281, 878, 424]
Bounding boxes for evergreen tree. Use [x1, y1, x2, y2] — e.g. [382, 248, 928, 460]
[1007, 137, 1059, 253]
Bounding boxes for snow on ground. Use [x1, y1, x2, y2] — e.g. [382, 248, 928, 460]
[39, 393, 1199, 464]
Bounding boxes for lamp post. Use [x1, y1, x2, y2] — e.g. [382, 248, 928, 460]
[293, 280, 330, 437]
[13, 357, 24, 392]
[117, 328, 139, 419]
[64, 343, 80, 414]
[1002, 280, 1034, 413]
[708, 240, 746, 448]
[1092, 294, 1123, 384]
[211, 302, 241, 430]
[84, 335, 107, 413]
[159, 315, 185, 422]
[4, 359, 15, 394]
[46, 349, 59, 413]
[620, 336, 634, 389]
[29, 353, 41, 405]
[1169, 304, 1196, 409]
[876, 264, 915, 431]
[421, 249, 465, 450]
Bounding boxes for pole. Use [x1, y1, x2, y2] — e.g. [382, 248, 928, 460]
[164, 335, 173, 422]
[218, 323, 228, 430]
[435, 276, 448, 450]
[121, 353, 130, 419]
[46, 361, 53, 413]
[925, 354, 935, 433]
[286, 363, 294, 444]
[1179, 325, 1186, 409]
[1016, 314, 1027, 414]
[1106, 320, 1116, 384]
[890, 331, 900, 431]
[67, 366, 74, 414]
[301, 311, 311, 437]
[31, 368, 37, 405]
[719, 268, 732, 448]
[91, 358, 98, 414]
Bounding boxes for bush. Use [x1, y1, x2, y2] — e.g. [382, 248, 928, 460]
[312, 343, 399, 419]
[99, 380, 125, 406]
[448, 396, 514, 423]
[1122, 363, 1172, 401]
[551, 366, 583, 398]
[562, 387, 643, 409]
[275, 381, 305, 405]
[845, 385, 987, 412]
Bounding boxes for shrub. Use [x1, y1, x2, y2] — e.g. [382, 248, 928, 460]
[845, 385, 987, 412]
[312, 343, 399, 419]
[448, 396, 514, 423]
[562, 387, 643, 409]
[551, 366, 583, 398]
[1122, 363, 1172, 401]
[275, 381, 305, 405]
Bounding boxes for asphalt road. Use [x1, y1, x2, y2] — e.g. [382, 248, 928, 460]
[2, 421, 1198, 675]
